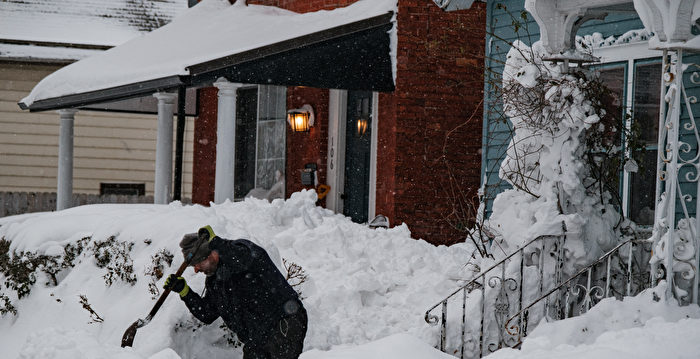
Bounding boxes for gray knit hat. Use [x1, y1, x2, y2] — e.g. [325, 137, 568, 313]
[180, 233, 211, 265]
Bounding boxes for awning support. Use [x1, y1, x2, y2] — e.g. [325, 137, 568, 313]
[154, 92, 177, 204]
[174, 86, 187, 201]
[213, 78, 243, 204]
[57, 109, 78, 210]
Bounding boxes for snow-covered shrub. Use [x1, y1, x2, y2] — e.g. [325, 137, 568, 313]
[283, 258, 308, 298]
[487, 40, 643, 269]
[78, 294, 104, 324]
[145, 248, 174, 299]
[91, 236, 137, 286]
[2, 245, 56, 298]
[0, 292, 15, 316]
[0, 234, 139, 315]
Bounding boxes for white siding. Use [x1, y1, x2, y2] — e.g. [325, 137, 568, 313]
[0, 62, 194, 198]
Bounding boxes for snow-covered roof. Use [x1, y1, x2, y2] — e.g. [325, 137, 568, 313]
[0, 43, 104, 63]
[0, 0, 187, 47]
[19, 0, 397, 111]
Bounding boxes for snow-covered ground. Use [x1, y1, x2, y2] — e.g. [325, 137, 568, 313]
[485, 283, 700, 359]
[1, 190, 699, 358]
[0, 190, 475, 358]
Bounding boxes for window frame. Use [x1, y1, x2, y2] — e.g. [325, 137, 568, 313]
[589, 42, 664, 224]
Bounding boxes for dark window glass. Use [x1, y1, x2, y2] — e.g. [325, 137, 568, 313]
[633, 63, 662, 145]
[629, 62, 662, 225]
[343, 90, 373, 223]
[100, 183, 145, 196]
[234, 87, 258, 199]
[597, 66, 626, 210]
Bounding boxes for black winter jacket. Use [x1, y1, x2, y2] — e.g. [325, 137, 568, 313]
[181, 237, 303, 348]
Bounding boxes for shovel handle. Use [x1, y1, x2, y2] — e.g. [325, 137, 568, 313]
[148, 260, 190, 318]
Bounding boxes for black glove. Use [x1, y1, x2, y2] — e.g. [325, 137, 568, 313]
[163, 274, 189, 297]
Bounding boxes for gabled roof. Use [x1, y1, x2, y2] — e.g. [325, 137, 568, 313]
[0, 0, 188, 62]
[19, 0, 397, 111]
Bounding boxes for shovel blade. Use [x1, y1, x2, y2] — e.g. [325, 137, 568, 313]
[121, 320, 140, 347]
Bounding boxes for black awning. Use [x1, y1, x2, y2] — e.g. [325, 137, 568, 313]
[188, 12, 395, 92]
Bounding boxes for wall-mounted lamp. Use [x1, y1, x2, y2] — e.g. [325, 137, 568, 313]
[287, 104, 315, 132]
[356, 116, 369, 137]
[355, 97, 370, 137]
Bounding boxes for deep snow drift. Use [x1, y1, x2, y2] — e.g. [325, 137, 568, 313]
[0, 190, 477, 358]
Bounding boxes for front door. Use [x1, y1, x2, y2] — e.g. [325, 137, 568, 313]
[343, 90, 373, 223]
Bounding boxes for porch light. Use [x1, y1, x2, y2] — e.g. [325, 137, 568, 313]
[356, 116, 368, 136]
[287, 104, 314, 132]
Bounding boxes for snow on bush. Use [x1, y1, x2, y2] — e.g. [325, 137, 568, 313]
[0, 190, 478, 358]
[487, 40, 638, 271]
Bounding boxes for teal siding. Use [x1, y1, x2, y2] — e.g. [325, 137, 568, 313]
[483, 1, 537, 214]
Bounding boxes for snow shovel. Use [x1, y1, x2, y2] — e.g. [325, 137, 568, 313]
[121, 259, 189, 347]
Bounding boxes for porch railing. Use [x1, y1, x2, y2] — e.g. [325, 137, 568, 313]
[504, 237, 652, 342]
[424, 234, 652, 358]
[424, 234, 566, 358]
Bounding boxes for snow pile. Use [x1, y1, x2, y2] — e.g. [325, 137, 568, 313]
[485, 283, 700, 359]
[487, 40, 623, 270]
[0, 190, 476, 359]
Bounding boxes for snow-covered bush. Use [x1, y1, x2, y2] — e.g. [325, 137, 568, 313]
[486, 40, 643, 270]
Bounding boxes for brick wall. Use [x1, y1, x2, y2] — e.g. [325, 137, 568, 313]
[191, 0, 486, 245]
[192, 87, 218, 205]
[379, 1, 486, 245]
[285, 87, 329, 203]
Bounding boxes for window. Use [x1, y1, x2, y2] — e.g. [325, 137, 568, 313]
[232, 85, 287, 200]
[596, 59, 662, 226]
[100, 183, 145, 196]
[629, 62, 661, 225]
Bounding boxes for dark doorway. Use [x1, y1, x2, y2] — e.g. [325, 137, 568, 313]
[343, 90, 372, 223]
[234, 87, 258, 199]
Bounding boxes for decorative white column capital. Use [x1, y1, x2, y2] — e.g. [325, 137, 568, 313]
[525, 0, 629, 56]
[214, 78, 243, 96]
[153, 92, 177, 104]
[633, 0, 694, 44]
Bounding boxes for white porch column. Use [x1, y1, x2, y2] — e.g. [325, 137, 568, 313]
[153, 92, 177, 204]
[56, 109, 77, 211]
[214, 78, 242, 204]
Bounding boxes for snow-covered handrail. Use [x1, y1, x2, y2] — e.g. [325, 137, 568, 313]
[504, 237, 652, 340]
[424, 233, 565, 358]
[424, 233, 652, 358]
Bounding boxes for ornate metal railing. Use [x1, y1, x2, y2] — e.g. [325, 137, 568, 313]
[425, 234, 652, 358]
[650, 48, 700, 305]
[424, 234, 566, 358]
[504, 237, 652, 341]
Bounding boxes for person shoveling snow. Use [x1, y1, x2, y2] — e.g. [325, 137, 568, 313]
[163, 226, 307, 359]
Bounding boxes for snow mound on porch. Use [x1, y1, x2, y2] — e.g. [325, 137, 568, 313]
[484, 283, 700, 359]
[0, 190, 478, 359]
